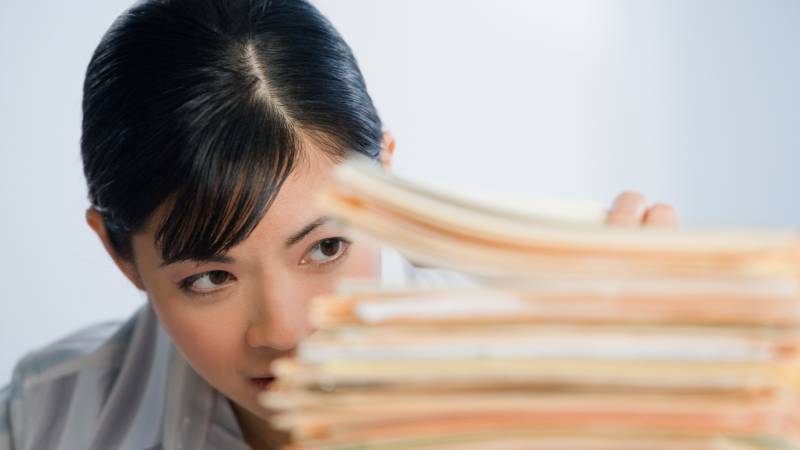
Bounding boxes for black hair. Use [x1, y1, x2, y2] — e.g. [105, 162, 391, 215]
[81, 0, 383, 265]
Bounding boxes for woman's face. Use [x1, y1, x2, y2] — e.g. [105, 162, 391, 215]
[95, 148, 387, 434]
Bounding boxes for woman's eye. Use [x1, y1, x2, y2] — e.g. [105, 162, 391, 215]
[301, 238, 351, 266]
[180, 270, 234, 295]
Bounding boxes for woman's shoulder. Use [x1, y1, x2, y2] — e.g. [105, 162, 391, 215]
[7, 308, 140, 390]
[0, 305, 146, 449]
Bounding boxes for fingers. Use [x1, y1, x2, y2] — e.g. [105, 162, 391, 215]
[642, 203, 678, 227]
[606, 191, 647, 226]
[605, 191, 678, 228]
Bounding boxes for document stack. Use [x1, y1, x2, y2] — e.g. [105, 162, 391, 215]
[260, 158, 800, 450]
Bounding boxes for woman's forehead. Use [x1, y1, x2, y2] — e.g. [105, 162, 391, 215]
[139, 150, 340, 250]
[248, 152, 339, 232]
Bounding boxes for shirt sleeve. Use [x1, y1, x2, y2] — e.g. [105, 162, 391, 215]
[0, 376, 19, 450]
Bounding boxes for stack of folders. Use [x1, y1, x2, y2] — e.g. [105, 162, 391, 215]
[259, 157, 800, 450]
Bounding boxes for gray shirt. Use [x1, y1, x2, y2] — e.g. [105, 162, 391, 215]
[0, 249, 473, 450]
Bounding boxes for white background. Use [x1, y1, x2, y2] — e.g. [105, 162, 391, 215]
[1, 0, 798, 383]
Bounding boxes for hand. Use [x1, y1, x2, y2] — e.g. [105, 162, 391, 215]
[605, 191, 678, 227]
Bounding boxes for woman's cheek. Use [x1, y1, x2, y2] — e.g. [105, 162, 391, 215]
[151, 293, 246, 389]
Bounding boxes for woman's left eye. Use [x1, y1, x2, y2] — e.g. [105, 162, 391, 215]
[301, 237, 351, 266]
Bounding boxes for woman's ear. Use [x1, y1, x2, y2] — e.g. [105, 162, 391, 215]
[379, 131, 396, 173]
[85, 207, 146, 291]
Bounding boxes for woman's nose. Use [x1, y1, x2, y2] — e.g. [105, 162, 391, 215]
[244, 285, 317, 351]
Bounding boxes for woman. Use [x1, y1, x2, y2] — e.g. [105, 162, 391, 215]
[0, 0, 676, 449]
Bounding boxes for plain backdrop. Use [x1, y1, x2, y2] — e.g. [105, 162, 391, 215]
[1, 0, 798, 384]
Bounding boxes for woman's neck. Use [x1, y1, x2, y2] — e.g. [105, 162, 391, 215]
[229, 399, 290, 450]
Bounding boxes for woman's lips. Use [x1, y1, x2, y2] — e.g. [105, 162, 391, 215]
[251, 376, 276, 390]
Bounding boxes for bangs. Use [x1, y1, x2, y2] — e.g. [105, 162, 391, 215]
[152, 99, 299, 265]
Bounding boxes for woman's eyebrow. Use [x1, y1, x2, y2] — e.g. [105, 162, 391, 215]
[286, 217, 330, 247]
